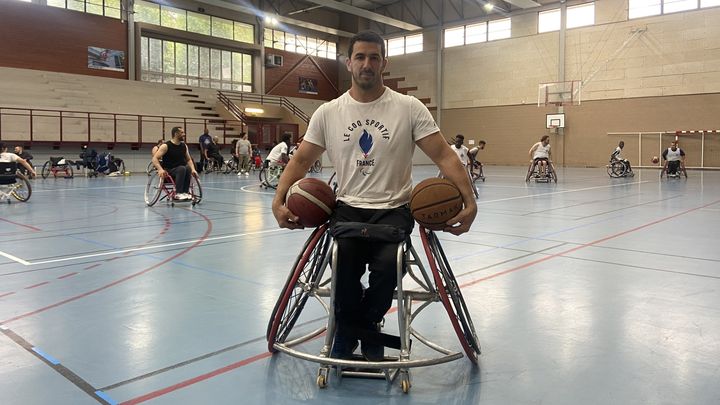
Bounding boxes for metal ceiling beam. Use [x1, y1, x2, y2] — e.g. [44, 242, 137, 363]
[300, 0, 422, 31]
[200, 0, 356, 37]
[503, 0, 541, 8]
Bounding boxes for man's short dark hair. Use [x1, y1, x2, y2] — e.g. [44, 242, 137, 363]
[281, 133, 293, 143]
[541, 135, 550, 142]
[479, 140, 486, 145]
[456, 134, 464, 141]
[171, 127, 182, 137]
[0, 142, 5, 151]
[348, 30, 385, 58]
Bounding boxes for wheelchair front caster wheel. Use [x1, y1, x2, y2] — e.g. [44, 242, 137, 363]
[316, 372, 328, 388]
[401, 377, 411, 393]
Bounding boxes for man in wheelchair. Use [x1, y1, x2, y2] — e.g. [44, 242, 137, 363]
[662, 141, 686, 177]
[468, 140, 485, 181]
[205, 136, 224, 170]
[151, 127, 198, 201]
[529, 135, 552, 178]
[266, 133, 292, 169]
[1, 142, 37, 178]
[610, 140, 634, 177]
[272, 31, 477, 362]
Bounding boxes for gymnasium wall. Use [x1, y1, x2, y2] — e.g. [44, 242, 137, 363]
[388, 1, 720, 167]
[0, 1, 128, 79]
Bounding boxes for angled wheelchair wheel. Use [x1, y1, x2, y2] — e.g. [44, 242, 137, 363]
[64, 165, 74, 178]
[311, 159, 322, 173]
[41, 161, 51, 179]
[549, 163, 558, 183]
[420, 228, 481, 364]
[11, 173, 32, 202]
[190, 174, 203, 205]
[525, 163, 534, 182]
[144, 172, 163, 206]
[146, 162, 155, 176]
[267, 225, 331, 353]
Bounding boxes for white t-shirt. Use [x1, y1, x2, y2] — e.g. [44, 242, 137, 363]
[451, 144, 469, 166]
[612, 146, 623, 160]
[304, 88, 439, 209]
[236, 138, 251, 156]
[532, 142, 551, 159]
[0, 152, 20, 163]
[665, 148, 683, 162]
[267, 142, 288, 163]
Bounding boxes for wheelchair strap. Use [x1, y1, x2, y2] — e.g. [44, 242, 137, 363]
[330, 222, 406, 243]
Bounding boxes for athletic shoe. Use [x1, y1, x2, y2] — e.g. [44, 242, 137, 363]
[360, 322, 384, 362]
[330, 333, 359, 360]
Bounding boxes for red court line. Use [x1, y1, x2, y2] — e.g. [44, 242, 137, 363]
[24, 282, 49, 290]
[1, 209, 213, 325]
[83, 264, 102, 270]
[120, 353, 271, 405]
[57, 272, 78, 280]
[0, 217, 42, 232]
[0, 292, 16, 299]
[118, 198, 720, 405]
[460, 198, 720, 289]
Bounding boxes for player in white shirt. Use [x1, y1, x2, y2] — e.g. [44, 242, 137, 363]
[610, 140, 634, 177]
[528, 135, 552, 177]
[271, 30, 476, 361]
[451, 134, 469, 166]
[661, 141, 686, 177]
[266, 133, 292, 168]
[0, 142, 37, 177]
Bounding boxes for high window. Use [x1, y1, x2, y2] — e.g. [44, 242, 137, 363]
[47, 0, 122, 19]
[384, 34, 423, 56]
[443, 18, 509, 48]
[140, 36, 253, 91]
[539, 3, 595, 33]
[263, 29, 336, 59]
[629, 0, 717, 18]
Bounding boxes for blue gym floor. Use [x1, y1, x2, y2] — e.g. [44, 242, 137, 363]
[1, 166, 719, 405]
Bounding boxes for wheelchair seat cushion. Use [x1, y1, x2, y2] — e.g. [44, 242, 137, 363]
[330, 222, 406, 243]
[0, 162, 18, 185]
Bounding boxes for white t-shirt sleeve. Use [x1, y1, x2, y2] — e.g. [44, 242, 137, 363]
[303, 104, 327, 149]
[410, 96, 439, 142]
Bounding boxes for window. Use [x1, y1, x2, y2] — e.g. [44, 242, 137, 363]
[629, 0, 663, 18]
[233, 22, 254, 44]
[387, 37, 405, 56]
[160, 6, 186, 30]
[405, 34, 423, 54]
[263, 29, 337, 59]
[538, 9, 561, 33]
[47, 0, 122, 19]
[567, 3, 594, 29]
[134, 0, 159, 24]
[444, 26, 465, 48]
[141, 36, 253, 90]
[385, 34, 423, 56]
[664, 0, 697, 13]
[702, 0, 720, 6]
[488, 18, 511, 41]
[211, 16, 234, 40]
[187, 12, 211, 36]
[466, 22, 487, 44]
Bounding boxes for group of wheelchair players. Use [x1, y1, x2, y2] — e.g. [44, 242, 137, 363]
[607, 139, 687, 179]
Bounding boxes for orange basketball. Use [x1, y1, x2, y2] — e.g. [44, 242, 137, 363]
[410, 178, 463, 230]
[652, 156, 659, 164]
[286, 178, 336, 228]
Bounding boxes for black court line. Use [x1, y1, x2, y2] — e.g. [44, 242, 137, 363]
[520, 193, 638, 216]
[572, 195, 684, 220]
[585, 244, 720, 263]
[562, 256, 720, 280]
[0, 326, 114, 404]
[452, 242, 570, 279]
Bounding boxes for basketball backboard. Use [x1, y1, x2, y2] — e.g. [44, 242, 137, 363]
[546, 113, 565, 128]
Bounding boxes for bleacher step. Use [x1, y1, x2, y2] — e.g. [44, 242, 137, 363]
[194, 106, 213, 110]
[174, 88, 193, 91]
[187, 100, 205, 103]
[180, 94, 199, 98]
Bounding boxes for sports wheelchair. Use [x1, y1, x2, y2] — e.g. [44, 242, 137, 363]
[661, 160, 687, 179]
[259, 163, 284, 189]
[266, 224, 480, 393]
[525, 159, 557, 183]
[606, 158, 634, 178]
[470, 159, 485, 183]
[0, 162, 32, 203]
[144, 170, 202, 207]
[41, 157, 74, 179]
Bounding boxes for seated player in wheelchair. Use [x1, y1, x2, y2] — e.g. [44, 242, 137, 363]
[272, 31, 477, 362]
[13, 145, 34, 176]
[151, 126, 198, 201]
[661, 141, 686, 178]
[206, 136, 224, 170]
[609, 140, 634, 177]
[468, 140, 486, 181]
[266, 132, 292, 169]
[1, 142, 37, 178]
[528, 135, 552, 178]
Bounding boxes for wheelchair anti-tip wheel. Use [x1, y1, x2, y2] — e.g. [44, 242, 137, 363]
[267, 225, 332, 352]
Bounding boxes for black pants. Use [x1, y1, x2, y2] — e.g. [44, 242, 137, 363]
[668, 160, 680, 174]
[330, 203, 414, 328]
[169, 165, 191, 193]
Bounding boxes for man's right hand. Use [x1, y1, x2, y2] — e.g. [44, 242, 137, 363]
[157, 169, 167, 178]
[272, 203, 304, 230]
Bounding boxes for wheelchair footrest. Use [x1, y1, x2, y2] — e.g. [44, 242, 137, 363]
[344, 325, 402, 350]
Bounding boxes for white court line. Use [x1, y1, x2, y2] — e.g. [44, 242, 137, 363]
[32, 185, 145, 193]
[0, 250, 32, 266]
[4, 228, 288, 266]
[477, 180, 650, 205]
[239, 184, 275, 195]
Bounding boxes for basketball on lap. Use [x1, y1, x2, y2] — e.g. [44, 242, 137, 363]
[410, 178, 463, 230]
[652, 156, 659, 164]
[286, 178, 336, 228]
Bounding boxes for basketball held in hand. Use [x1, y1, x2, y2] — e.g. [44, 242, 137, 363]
[286, 178, 336, 227]
[652, 156, 659, 164]
[410, 178, 463, 230]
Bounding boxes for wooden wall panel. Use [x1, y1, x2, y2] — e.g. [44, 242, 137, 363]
[0, 1, 127, 79]
[264, 48, 339, 100]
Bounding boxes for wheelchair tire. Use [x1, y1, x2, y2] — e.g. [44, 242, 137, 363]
[310, 159, 322, 173]
[190, 174, 202, 205]
[267, 225, 331, 353]
[11, 173, 32, 202]
[420, 228, 481, 364]
[146, 162, 155, 176]
[144, 172, 163, 206]
[41, 161, 51, 179]
[525, 164, 534, 182]
[64, 165, 74, 178]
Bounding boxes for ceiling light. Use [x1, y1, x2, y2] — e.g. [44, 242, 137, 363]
[245, 107, 264, 114]
[484, 3, 494, 11]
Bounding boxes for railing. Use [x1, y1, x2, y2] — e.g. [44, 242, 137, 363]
[217, 90, 310, 124]
[0, 106, 239, 146]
